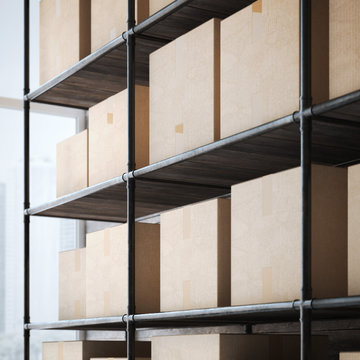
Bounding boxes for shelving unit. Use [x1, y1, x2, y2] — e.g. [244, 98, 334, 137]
[23, 1, 360, 360]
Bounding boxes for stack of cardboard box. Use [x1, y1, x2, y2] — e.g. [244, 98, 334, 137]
[42, 0, 360, 358]
[42, 341, 150, 360]
[58, 223, 160, 321]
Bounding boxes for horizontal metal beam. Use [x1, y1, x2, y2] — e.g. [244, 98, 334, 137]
[128, 114, 295, 181]
[25, 316, 127, 330]
[24, 176, 125, 216]
[130, 302, 298, 323]
[0, 96, 86, 118]
[128, 0, 193, 36]
[24, 296, 360, 332]
[128, 296, 360, 324]
[26, 37, 126, 105]
[312, 89, 360, 116]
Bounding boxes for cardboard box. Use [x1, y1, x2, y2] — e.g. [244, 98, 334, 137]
[232, 165, 347, 306]
[86, 223, 160, 318]
[59, 248, 86, 320]
[150, 18, 220, 164]
[150, 0, 173, 15]
[348, 164, 360, 295]
[91, 0, 149, 52]
[88, 86, 149, 186]
[152, 334, 328, 360]
[56, 130, 88, 197]
[43, 341, 150, 360]
[221, 0, 329, 138]
[40, 0, 90, 84]
[341, 353, 360, 360]
[160, 198, 230, 311]
[330, 0, 360, 99]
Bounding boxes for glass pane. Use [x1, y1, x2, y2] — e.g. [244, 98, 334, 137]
[0, 0, 40, 98]
[0, 108, 78, 360]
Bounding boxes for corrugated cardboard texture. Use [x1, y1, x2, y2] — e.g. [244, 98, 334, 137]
[56, 130, 88, 197]
[160, 198, 230, 311]
[150, 19, 220, 164]
[86, 223, 160, 317]
[91, 0, 149, 52]
[330, 0, 360, 99]
[221, 0, 329, 138]
[88, 86, 149, 186]
[40, 0, 90, 84]
[150, 0, 173, 15]
[348, 164, 360, 295]
[232, 165, 347, 306]
[152, 335, 328, 360]
[58, 248, 86, 320]
[43, 341, 150, 360]
[341, 353, 360, 360]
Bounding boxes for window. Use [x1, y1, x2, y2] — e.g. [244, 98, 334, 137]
[0, 1, 82, 359]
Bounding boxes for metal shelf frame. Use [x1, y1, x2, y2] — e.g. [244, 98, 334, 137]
[23, 296, 360, 331]
[22, 1, 360, 360]
[24, 2, 30, 360]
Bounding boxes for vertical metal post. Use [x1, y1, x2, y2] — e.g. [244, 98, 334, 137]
[126, 1, 136, 360]
[300, 0, 312, 359]
[23, 0, 30, 360]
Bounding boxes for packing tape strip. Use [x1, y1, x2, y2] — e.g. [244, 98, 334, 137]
[107, 112, 114, 125]
[104, 291, 110, 315]
[75, 250, 81, 272]
[74, 299, 81, 318]
[183, 280, 192, 309]
[183, 207, 191, 240]
[252, 0, 262, 13]
[262, 176, 273, 216]
[56, 0, 62, 17]
[57, 342, 64, 360]
[262, 266, 273, 303]
[175, 123, 184, 134]
[104, 229, 111, 257]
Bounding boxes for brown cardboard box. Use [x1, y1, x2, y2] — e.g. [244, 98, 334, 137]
[91, 0, 149, 52]
[150, 0, 173, 15]
[43, 341, 150, 360]
[40, 0, 90, 84]
[341, 353, 360, 360]
[86, 223, 160, 318]
[56, 130, 88, 197]
[152, 334, 328, 360]
[348, 164, 360, 295]
[330, 0, 360, 99]
[59, 248, 86, 320]
[160, 198, 230, 311]
[221, 0, 329, 138]
[88, 86, 149, 186]
[150, 18, 220, 164]
[232, 165, 347, 306]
